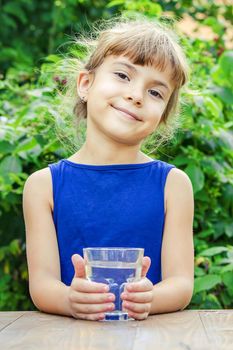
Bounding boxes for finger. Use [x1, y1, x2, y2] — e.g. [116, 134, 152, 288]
[122, 300, 151, 314]
[126, 277, 153, 293]
[72, 312, 105, 321]
[71, 254, 86, 278]
[127, 310, 149, 321]
[121, 290, 153, 303]
[141, 256, 151, 277]
[70, 291, 115, 304]
[72, 278, 109, 293]
[72, 302, 115, 314]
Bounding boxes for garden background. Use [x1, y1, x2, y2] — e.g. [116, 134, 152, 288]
[0, 0, 232, 311]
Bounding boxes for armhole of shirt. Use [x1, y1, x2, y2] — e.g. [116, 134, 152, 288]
[48, 164, 56, 215]
[163, 166, 176, 215]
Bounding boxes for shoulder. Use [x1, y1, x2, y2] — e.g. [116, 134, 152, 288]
[23, 167, 53, 209]
[24, 167, 52, 189]
[165, 168, 194, 213]
[166, 167, 193, 189]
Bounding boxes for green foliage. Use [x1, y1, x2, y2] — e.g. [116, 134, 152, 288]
[192, 245, 233, 308]
[0, 0, 116, 74]
[162, 45, 233, 309]
[0, 63, 68, 310]
[0, 0, 232, 311]
[162, 39, 232, 309]
[0, 239, 35, 310]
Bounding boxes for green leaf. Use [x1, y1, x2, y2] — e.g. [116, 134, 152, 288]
[0, 156, 22, 176]
[15, 138, 38, 153]
[194, 95, 204, 108]
[9, 239, 21, 256]
[13, 137, 42, 160]
[227, 248, 233, 261]
[210, 86, 233, 105]
[194, 189, 209, 202]
[220, 292, 232, 306]
[212, 51, 233, 88]
[225, 223, 233, 238]
[0, 141, 14, 154]
[1, 14, 17, 30]
[195, 266, 205, 277]
[200, 247, 228, 256]
[3, 2, 27, 24]
[173, 155, 190, 166]
[27, 87, 52, 98]
[219, 51, 233, 80]
[204, 96, 223, 118]
[217, 129, 233, 149]
[222, 272, 233, 297]
[185, 164, 205, 193]
[198, 228, 214, 238]
[106, 0, 125, 7]
[194, 274, 221, 294]
[203, 17, 224, 35]
[203, 293, 222, 309]
[222, 271, 233, 290]
[0, 248, 6, 262]
[44, 55, 62, 64]
[221, 263, 233, 274]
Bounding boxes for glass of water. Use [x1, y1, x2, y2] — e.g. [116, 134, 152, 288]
[83, 247, 144, 321]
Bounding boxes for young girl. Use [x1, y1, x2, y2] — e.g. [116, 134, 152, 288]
[23, 17, 194, 321]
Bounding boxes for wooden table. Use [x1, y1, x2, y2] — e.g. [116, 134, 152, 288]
[0, 310, 233, 349]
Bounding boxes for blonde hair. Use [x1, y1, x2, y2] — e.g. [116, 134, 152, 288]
[53, 16, 189, 151]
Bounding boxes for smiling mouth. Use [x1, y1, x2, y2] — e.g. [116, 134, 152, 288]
[111, 105, 142, 121]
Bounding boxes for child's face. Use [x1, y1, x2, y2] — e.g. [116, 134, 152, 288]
[78, 55, 174, 145]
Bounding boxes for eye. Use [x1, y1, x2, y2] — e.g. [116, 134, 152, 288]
[114, 72, 130, 81]
[149, 89, 163, 99]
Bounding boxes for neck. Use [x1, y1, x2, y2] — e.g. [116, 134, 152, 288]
[70, 123, 152, 165]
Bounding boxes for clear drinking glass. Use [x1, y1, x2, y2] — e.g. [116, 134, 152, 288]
[83, 247, 144, 321]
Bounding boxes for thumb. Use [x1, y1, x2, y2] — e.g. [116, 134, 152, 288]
[141, 256, 151, 278]
[71, 254, 86, 279]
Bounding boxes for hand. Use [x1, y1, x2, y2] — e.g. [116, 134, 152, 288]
[67, 254, 116, 321]
[121, 256, 153, 320]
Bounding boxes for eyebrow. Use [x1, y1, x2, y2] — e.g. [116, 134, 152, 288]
[112, 61, 171, 92]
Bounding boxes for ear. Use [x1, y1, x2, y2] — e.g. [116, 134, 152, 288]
[77, 70, 94, 100]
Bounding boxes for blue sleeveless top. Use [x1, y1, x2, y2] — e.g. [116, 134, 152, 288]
[49, 159, 175, 286]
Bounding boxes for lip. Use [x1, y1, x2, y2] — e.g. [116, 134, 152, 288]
[111, 105, 142, 121]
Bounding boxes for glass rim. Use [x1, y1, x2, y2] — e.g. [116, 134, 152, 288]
[83, 247, 144, 251]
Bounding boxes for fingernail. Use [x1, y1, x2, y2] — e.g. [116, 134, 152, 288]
[108, 303, 115, 310]
[108, 294, 115, 301]
[121, 293, 128, 299]
[103, 285, 109, 292]
[127, 285, 132, 291]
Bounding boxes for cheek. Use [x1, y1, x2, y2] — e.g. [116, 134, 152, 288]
[91, 79, 120, 99]
[143, 107, 165, 135]
[148, 104, 165, 123]
[151, 118, 162, 132]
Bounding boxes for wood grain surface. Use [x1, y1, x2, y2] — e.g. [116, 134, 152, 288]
[0, 310, 232, 350]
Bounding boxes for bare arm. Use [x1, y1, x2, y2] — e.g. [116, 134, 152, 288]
[150, 168, 194, 314]
[23, 169, 71, 316]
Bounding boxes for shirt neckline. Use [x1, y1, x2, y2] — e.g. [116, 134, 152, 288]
[62, 158, 158, 170]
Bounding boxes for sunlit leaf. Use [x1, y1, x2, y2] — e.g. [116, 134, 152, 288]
[200, 247, 228, 256]
[194, 274, 221, 294]
[0, 156, 22, 176]
[185, 164, 205, 193]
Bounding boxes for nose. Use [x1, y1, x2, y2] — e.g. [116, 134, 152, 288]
[124, 87, 143, 106]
